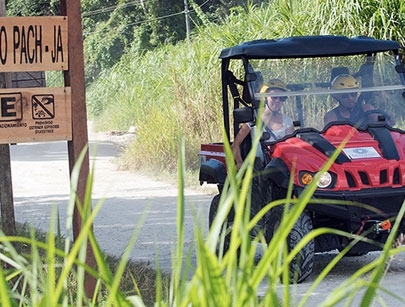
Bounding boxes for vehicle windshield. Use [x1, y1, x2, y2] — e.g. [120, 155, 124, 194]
[246, 52, 405, 134]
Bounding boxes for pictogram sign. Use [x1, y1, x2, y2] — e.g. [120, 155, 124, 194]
[32, 94, 55, 119]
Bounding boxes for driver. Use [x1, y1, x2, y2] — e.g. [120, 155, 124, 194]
[324, 74, 375, 126]
[231, 79, 294, 170]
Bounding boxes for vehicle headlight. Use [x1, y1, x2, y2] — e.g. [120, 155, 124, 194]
[317, 171, 332, 188]
[300, 172, 314, 185]
[299, 171, 334, 188]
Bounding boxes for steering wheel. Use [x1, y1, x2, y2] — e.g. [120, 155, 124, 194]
[363, 109, 393, 125]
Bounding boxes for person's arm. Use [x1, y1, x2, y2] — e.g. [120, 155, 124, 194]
[362, 103, 378, 122]
[284, 115, 295, 134]
[231, 123, 251, 169]
[324, 110, 337, 126]
[362, 103, 395, 126]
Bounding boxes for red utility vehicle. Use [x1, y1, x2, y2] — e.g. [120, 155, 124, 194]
[199, 35, 405, 282]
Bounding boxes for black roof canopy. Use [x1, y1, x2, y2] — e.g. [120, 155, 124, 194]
[219, 35, 401, 59]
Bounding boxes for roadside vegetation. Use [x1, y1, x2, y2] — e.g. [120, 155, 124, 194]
[0, 152, 170, 306]
[0, 141, 404, 305]
[86, 0, 405, 177]
[0, 222, 167, 306]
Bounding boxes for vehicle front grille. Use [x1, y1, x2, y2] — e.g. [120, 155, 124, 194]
[344, 166, 401, 188]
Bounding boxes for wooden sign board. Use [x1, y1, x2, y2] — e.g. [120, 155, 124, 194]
[0, 16, 68, 72]
[0, 87, 71, 143]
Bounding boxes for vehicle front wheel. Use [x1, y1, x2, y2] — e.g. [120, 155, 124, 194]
[208, 194, 233, 256]
[266, 206, 314, 283]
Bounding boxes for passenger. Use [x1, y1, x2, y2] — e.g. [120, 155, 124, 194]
[324, 74, 375, 126]
[231, 79, 294, 170]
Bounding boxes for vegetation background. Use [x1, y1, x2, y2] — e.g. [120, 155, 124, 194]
[2, 1, 405, 305]
[7, 0, 405, 178]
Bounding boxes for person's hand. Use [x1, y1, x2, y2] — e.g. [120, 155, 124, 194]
[235, 160, 243, 170]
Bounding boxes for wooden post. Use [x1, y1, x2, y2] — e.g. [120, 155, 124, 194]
[0, 0, 16, 237]
[60, 0, 97, 297]
[0, 144, 16, 236]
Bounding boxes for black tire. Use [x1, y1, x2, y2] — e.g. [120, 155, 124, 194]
[209, 188, 267, 254]
[208, 194, 221, 228]
[343, 250, 369, 257]
[208, 194, 233, 255]
[266, 206, 315, 283]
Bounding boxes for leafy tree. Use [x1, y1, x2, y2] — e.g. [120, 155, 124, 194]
[201, 0, 263, 21]
[142, 0, 186, 46]
[82, 0, 191, 83]
[6, 0, 60, 16]
[82, 0, 147, 83]
[81, 0, 267, 82]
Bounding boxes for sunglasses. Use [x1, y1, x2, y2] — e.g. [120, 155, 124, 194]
[270, 96, 287, 102]
[339, 92, 358, 99]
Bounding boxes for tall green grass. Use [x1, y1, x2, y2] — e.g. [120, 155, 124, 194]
[0, 140, 404, 305]
[87, 38, 223, 173]
[0, 148, 169, 306]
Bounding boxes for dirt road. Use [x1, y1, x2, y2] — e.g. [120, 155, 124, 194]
[10, 125, 211, 272]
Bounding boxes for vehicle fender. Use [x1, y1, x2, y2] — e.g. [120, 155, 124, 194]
[199, 159, 227, 184]
[264, 158, 291, 188]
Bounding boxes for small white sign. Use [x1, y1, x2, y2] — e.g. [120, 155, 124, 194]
[343, 147, 381, 159]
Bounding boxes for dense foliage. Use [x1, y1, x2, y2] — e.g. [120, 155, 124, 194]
[87, 0, 405, 174]
[6, 0, 60, 16]
[81, 0, 263, 83]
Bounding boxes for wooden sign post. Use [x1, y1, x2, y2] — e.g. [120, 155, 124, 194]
[0, 0, 15, 238]
[60, 0, 97, 297]
[0, 1, 96, 297]
[0, 16, 71, 143]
